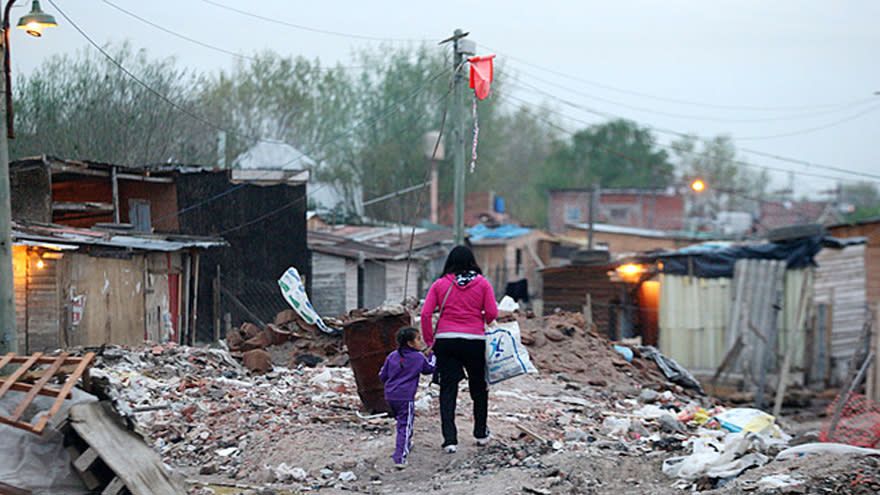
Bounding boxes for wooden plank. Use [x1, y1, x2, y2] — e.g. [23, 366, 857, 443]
[0, 352, 13, 370]
[69, 401, 186, 495]
[7, 355, 91, 365]
[32, 352, 95, 434]
[0, 353, 43, 399]
[73, 447, 100, 473]
[101, 477, 126, 495]
[9, 353, 69, 422]
[7, 382, 66, 397]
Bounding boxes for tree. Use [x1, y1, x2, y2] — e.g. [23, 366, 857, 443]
[538, 119, 674, 191]
[326, 45, 451, 222]
[840, 182, 880, 222]
[672, 135, 769, 219]
[470, 104, 558, 226]
[193, 52, 356, 169]
[12, 42, 206, 166]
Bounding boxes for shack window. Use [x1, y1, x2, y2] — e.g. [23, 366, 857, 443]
[565, 206, 580, 222]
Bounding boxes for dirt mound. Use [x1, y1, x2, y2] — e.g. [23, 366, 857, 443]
[516, 310, 697, 396]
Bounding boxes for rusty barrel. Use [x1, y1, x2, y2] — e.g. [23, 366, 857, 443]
[343, 313, 411, 413]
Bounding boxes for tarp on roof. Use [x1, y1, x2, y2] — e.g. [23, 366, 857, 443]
[656, 236, 860, 278]
[467, 223, 532, 242]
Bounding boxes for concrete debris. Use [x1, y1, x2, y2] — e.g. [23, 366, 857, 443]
[25, 307, 871, 495]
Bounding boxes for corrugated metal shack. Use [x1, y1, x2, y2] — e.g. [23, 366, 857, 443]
[654, 237, 867, 388]
[11, 221, 225, 352]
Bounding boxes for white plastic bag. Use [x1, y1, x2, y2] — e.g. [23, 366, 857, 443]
[485, 320, 537, 384]
[278, 267, 339, 334]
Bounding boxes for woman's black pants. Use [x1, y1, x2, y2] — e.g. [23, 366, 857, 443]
[433, 338, 488, 447]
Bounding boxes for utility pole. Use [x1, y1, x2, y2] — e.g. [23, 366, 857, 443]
[0, 6, 16, 354]
[448, 29, 472, 245]
[588, 183, 599, 249]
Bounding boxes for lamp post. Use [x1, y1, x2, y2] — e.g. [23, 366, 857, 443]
[0, 0, 56, 354]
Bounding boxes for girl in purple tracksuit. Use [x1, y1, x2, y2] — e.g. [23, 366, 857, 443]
[379, 327, 436, 468]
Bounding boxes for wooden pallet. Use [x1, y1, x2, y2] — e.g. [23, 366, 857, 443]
[65, 401, 186, 495]
[0, 352, 94, 434]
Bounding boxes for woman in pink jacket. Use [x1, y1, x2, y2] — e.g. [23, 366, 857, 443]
[420, 245, 498, 453]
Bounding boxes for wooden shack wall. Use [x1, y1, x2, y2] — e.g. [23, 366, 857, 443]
[540, 264, 626, 336]
[61, 252, 146, 346]
[828, 223, 879, 400]
[175, 171, 308, 341]
[12, 246, 63, 353]
[384, 261, 420, 306]
[813, 244, 867, 385]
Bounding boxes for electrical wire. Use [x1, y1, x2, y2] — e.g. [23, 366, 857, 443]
[101, 0, 368, 71]
[734, 103, 880, 140]
[199, 0, 429, 43]
[502, 79, 880, 184]
[504, 63, 878, 124]
[102, 0, 256, 62]
[481, 43, 875, 113]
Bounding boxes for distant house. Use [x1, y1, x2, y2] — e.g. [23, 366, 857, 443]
[11, 221, 224, 353]
[562, 222, 699, 255]
[466, 223, 554, 302]
[758, 199, 833, 232]
[307, 229, 444, 316]
[547, 188, 685, 234]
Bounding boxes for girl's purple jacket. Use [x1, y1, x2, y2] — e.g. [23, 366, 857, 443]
[379, 346, 436, 401]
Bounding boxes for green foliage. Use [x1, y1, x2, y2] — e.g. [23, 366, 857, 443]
[840, 182, 880, 222]
[337, 45, 450, 222]
[194, 52, 356, 167]
[538, 119, 674, 190]
[12, 42, 204, 165]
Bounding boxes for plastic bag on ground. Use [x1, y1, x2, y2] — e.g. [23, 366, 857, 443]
[637, 345, 703, 392]
[662, 432, 771, 480]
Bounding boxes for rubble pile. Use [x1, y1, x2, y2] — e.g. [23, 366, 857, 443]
[83, 344, 382, 488]
[516, 310, 697, 396]
[225, 309, 347, 372]
[43, 303, 877, 495]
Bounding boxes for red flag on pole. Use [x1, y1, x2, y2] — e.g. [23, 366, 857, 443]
[469, 54, 495, 100]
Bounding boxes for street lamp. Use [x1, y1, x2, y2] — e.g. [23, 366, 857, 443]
[0, 0, 57, 355]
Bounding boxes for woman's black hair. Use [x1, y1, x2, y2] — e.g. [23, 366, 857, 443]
[441, 245, 482, 276]
[396, 327, 419, 347]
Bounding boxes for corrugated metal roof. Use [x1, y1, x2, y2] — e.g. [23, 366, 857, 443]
[12, 222, 227, 252]
[308, 230, 422, 261]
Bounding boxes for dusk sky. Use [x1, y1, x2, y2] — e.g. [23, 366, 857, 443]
[12, 0, 880, 197]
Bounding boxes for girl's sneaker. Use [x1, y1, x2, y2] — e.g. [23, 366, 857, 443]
[394, 462, 407, 470]
[443, 444, 457, 453]
[475, 432, 491, 446]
